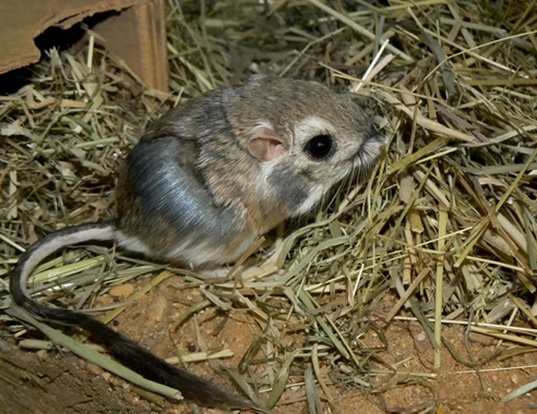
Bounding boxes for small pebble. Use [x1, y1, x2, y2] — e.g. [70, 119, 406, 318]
[36, 349, 49, 361]
[146, 296, 169, 324]
[109, 283, 135, 297]
[416, 331, 426, 342]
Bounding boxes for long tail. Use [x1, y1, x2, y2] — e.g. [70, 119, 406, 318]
[9, 222, 260, 411]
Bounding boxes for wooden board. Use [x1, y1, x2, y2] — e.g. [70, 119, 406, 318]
[0, 0, 168, 91]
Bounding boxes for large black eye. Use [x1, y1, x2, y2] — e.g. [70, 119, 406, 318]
[303, 134, 334, 160]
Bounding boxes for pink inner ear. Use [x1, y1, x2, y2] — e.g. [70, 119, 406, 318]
[247, 126, 289, 162]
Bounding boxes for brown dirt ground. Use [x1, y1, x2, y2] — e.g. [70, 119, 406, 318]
[1, 273, 536, 414]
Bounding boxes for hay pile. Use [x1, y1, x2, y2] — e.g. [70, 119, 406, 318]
[1, 0, 536, 410]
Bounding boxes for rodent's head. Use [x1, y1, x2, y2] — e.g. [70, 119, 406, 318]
[226, 77, 386, 216]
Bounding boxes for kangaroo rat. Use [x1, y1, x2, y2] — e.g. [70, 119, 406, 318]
[10, 76, 385, 411]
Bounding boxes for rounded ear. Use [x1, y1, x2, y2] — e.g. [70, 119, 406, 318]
[247, 126, 289, 162]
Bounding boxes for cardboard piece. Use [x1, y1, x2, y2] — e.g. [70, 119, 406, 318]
[0, 0, 168, 91]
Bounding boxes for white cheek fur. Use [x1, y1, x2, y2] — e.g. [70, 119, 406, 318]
[259, 159, 277, 182]
[296, 184, 325, 214]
